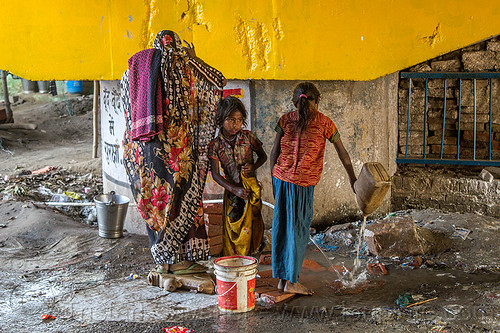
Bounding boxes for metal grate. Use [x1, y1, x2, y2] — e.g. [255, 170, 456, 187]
[397, 72, 500, 166]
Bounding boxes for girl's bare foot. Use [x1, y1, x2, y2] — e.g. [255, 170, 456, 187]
[284, 281, 314, 295]
[277, 279, 285, 290]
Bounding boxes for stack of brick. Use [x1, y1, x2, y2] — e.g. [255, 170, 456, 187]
[203, 203, 223, 256]
[398, 37, 500, 160]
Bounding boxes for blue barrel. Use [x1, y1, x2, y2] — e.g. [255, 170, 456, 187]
[66, 80, 83, 94]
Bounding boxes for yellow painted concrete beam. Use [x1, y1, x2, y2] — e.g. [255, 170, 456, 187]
[0, 1, 499, 81]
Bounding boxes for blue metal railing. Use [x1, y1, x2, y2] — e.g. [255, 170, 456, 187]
[397, 72, 500, 166]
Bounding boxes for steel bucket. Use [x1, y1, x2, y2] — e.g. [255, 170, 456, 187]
[94, 191, 129, 238]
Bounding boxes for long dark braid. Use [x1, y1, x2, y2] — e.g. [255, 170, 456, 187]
[292, 82, 320, 132]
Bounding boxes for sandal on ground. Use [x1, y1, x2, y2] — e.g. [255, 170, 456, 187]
[156, 265, 169, 274]
[171, 263, 207, 275]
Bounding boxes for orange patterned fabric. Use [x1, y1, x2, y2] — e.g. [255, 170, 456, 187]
[272, 110, 339, 187]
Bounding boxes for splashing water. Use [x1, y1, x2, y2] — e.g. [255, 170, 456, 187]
[349, 216, 368, 281]
[309, 216, 370, 289]
[308, 234, 348, 281]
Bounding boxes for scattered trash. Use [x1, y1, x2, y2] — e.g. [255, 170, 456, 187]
[162, 325, 194, 333]
[341, 309, 365, 316]
[436, 273, 456, 278]
[401, 256, 423, 268]
[32, 166, 55, 175]
[367, 263, 388, 276]
[442, 304, 464, 316]
[409, 256, 423, 267]
[64, 191, 82, 200]
[41, 314, 56, 321]
[451, 227, 471, 240]
[396, 292, 414, 308]
[309, 233, 339, 251]
[406, 296, 438, 308]
[127, 273, 139, 280]
[430, 326, 446, 332]
[0, 169, 103, 224]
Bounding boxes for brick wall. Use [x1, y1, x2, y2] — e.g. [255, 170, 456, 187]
[391, 165, 500, 217]
[203, 203, 223, 256]
[398, 37, 500, 160]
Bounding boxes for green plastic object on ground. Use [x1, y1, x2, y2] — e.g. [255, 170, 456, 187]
[396, 292, 414, 308]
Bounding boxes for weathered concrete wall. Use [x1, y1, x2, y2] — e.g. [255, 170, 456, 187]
[392, 165, 500, 217]
[101, 75, 399, 233]
[252, 76, 399, 227]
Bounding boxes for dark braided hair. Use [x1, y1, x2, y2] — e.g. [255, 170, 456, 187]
[215, 96, 247, 128]
[292, 82, 320, 132]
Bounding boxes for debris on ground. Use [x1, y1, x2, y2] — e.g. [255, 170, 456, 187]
[41, 314, 56, 321]
[309, 233, 339, 252]
[31, 166, 55, 175]
[479, 166, 500, 182]
[162, 326, 194, 333]
[396, 292, 414, 308]
[0, 167, 102, 224]
[366, 263, 388, 276]
[451, 226, 471, 240]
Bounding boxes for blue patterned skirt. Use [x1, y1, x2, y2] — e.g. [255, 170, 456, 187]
[271, 177, 315, 283]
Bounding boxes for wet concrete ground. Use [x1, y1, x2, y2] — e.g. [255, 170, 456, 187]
[0, 201, 499, 332]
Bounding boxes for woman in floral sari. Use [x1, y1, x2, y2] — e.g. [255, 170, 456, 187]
[121, 30, 225, 274]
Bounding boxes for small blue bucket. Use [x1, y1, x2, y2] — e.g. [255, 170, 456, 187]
[66, 80, 83, 94]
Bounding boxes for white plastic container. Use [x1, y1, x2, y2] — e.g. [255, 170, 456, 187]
[214, 255, 258, 313]
[354, 162, 391, 216]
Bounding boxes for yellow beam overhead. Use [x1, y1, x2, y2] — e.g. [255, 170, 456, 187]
[0, 1, 499, 81]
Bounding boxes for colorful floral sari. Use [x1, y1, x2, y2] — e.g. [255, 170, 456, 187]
[121, 30, 225, 264]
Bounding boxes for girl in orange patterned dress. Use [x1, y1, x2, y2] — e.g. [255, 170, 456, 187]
[269, 82, 357, 295]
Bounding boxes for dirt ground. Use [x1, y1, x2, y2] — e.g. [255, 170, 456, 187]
[0, 97, 101, 176]
[0, 99, 499, 333]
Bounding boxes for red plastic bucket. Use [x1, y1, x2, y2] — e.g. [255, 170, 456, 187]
[214, 255, 258, 313]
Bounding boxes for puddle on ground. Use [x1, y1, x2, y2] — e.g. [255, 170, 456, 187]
[271, 245, 500, 310]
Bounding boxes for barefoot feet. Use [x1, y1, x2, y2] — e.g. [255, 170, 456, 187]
[277, 279, 285, 290]
[284, 281, 314, 295]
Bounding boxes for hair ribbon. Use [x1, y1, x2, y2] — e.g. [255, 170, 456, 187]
[299, 94, 308, 99]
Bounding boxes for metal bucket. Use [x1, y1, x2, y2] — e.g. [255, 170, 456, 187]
[94, 192, 129, 238]
[21, 78, 37, 93]
[37, 81, 49, 93]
